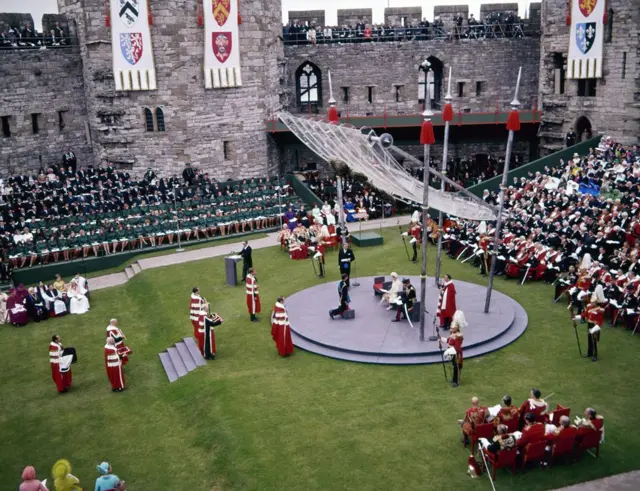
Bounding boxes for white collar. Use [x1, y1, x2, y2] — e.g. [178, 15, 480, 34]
[190, 293, 201, 300]
[275, 302, 285, 309]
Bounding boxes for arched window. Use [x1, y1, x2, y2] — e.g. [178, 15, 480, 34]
[295, 62, 322, 109]
[143, 108, 154, 132]
[418, 56, 444, 109]
[156, 107, 165, 132]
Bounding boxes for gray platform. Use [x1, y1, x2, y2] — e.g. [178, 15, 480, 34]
[159, 336, 207, 382]
[287, 276, 528, 365]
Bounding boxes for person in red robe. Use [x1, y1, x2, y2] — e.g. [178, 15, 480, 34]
[105, 337, 125, 392]
[575, 407, 604, 437]
[271, 296, 294, 357]
[49, 334, 72, 393]
[519, 388, 548, 428]
[437, 274, 457, 329]
[407, 222, 421, 262]
[106, 318, 132, 366]
[459, 396, 487, 444]
[518, 412, 546, 449]
[190, 287, 205, 335]
[492, 394, 520, 429]
[245, 267, 261, 322]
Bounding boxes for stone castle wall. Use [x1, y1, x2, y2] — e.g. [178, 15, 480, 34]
[283, 38, 540, 117]
[538, 0, 639, 151]
[55, 0, 283, 179]
[0, 47, 92, 176]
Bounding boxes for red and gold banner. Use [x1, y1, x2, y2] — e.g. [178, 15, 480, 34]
[204, 0, 242, 88]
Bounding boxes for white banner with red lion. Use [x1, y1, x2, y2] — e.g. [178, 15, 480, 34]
[567, 0, 605, 79]
[110, 0, 157, 90]
[204, 0, 242, 88]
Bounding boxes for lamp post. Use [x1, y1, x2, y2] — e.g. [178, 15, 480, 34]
[435, 67, 454, 285]
[418, 59, 436, 342]
[484, 67, 522, 313]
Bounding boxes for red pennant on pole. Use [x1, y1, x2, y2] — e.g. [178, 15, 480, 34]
[566, 0, 571, 25]
[105, 0, 110, 27]
[603, 0, 608, 24]
[420, 120, 435, 145]
[328, 106, 339, 124]
[148, 0, 153, 24]
[442, 103, 453, 122]
[506, 109, 521, 132]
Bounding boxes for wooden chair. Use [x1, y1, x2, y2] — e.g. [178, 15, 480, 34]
[520, 440, 548, 472]
[576, 430, 602, 458]
[548, 435, 576, 469]
[465, 422, 495, 452]
[482, 446, 517, 480]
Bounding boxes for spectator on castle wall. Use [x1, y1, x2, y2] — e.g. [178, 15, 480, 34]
[21, 23, 37, 47]
[566, 129, 577, 147]
[0, 30, 12, 47]
[182, 162, 196, 185]
[46, 29, 61, 47]
[55, 22, 66, 44]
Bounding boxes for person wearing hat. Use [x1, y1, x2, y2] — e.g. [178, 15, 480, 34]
[574, 296, 604, 361]
[392, 278, 416, 322]
[51, 459, 82, 491]
[95, 462, 126, 491]
[338, 243, 355, 287]
[19, 465, 49, 491]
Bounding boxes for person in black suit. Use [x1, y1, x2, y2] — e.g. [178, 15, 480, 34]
[338, 243, 355, 287]
[240, 240, 252, 281]
[62, 149, 77, 172]
[329, 274, 350, 319]
[182, 163, 196, 185]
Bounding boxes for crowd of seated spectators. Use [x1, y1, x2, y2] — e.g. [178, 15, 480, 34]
[407, 153, 525, 189]
[283, 12, 529, 45]
[0, 156, 302, 272]
[460, 390, 604, 478]
[0, 22, 68, 48]
[1, 273, 90, 327]
[441, 137, 640, 334]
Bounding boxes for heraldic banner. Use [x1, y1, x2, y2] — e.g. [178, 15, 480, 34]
[204, 0, 242, 89]
[567, 0, 605, 79]
[110, 0, 157, 91]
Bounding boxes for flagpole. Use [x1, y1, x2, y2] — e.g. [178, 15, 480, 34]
[484, 67, 522, 313]
[435, 66, 454, 285]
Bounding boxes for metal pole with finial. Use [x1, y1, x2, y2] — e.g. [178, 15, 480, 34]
[418, 59, 436, 342]
[326, 70, 346, 247]
[435, 66, 454, 285]
[484, 67, 522, 314]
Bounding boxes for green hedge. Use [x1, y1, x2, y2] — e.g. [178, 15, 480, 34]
[466, 136, 603, 197]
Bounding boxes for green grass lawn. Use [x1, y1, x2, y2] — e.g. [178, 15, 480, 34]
[1, 226, 638, 490]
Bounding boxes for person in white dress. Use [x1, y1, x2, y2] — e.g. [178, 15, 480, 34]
[67, 279, 90, 315]
[380, 272, 403, 310]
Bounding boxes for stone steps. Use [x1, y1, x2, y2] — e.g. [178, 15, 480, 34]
[159, 336, 207, 382]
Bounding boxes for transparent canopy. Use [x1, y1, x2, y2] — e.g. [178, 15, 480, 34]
[278, 112, 497, 221]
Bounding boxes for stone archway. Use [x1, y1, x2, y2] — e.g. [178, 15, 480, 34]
[575, 115, 593, 142]
[427, 56, 444, 109]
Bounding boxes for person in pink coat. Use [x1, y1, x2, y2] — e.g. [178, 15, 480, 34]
[19, 466, 49, 491]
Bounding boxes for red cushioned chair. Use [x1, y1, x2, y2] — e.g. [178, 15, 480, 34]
[546, 404, 571, 425]
[482, 446, 517, 480]
[503, 415, 520, 434]
[549, 434, 577, 469]
[465, 422, 495, 452]
[576, 430, 602, 458]
[373, 277, 385, 296]
[520, 440, 548, 472]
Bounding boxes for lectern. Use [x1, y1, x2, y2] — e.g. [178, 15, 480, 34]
[225, 255, 243, 286]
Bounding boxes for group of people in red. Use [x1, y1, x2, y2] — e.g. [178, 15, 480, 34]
[48, 318, 132, 394]
[188, 267, 294, 360]
[460, 389, 604, 477]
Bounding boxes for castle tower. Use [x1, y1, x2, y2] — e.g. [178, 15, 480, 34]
[58, 0, 284, 178]
[538, 0, 639, 152]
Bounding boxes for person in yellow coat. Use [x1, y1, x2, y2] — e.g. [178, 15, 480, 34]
[51, 459, 83, 491]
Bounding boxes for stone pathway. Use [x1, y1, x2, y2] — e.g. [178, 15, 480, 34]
[552, 471, 640, 491]
[89, 215, 413, 291]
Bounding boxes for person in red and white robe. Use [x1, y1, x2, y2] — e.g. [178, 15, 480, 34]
[49, 334, 72, 393]
[105, 337, 125, 392]
[106, 318, 132, 366]
[200, 307, 223, 360]
[519, 388, 548, 427]
[190, 287, 205, 335]
[246, 268, 261, 322]
[271, 297, 294, 357]
[437, 274, 457, 329]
